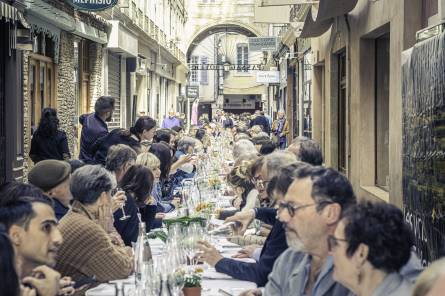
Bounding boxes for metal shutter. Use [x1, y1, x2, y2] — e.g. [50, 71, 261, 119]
[108, 53, 121, 129]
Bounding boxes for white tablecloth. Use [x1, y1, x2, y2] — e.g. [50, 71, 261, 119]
[86, 238, 257, 296]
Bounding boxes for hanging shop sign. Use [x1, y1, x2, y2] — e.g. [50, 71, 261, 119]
[70, 0, 118, 11]
[248, 37, 278, 52]
[280, 58, 288, 89]
[186, 86, 199, 99]
[188, 63, 265, 71]
[256, 71, 280, 83]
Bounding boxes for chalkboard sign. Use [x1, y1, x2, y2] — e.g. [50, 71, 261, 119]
[70, 0, 118, 11]
[402, 33, 445, 266]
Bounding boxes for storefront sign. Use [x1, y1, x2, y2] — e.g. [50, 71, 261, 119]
[248, 37, 278, 52]
[256, 71, 280, 83]
[186, 86, 199, 98]
[71, 0, 118, 11]
[188, 64, 265, 71]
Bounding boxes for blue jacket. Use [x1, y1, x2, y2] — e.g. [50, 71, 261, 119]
[214, 207, 288, 286]
[79, 113, 108, 164]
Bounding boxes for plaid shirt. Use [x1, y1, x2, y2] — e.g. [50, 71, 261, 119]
[55, 201, 133, 293]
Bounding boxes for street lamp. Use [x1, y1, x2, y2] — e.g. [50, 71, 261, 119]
[223, 61, 231, 72]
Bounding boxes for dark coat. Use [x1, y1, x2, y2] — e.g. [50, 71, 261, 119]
[29, 130, 70, 163]
[249, 115, 271, 134]
[113, 193, 139, 246]
[91, 129, 140, 166]
[79, 113, 109, 164]
[53, 198, 69, 221]
[214, 207, 288, 286]
[139, 204, 157, 232]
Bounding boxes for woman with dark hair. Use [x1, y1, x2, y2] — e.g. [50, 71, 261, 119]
[153, 129, 172, 145]
[330, 201, 414, 296]
[29, 107, 70, 163]
[130, 116, 157, 152]
[149, 143, 172, 181]
[115, 165, 157, 237]
[149, 143, 177, 199]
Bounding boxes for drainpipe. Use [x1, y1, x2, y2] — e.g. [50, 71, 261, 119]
[344, 14, 352, 178]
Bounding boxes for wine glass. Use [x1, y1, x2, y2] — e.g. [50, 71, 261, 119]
[113, 187, 131, 221]
[168, 269, 185, 296]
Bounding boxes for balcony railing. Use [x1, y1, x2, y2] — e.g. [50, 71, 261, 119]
[118, 1, 187, 65]
[145, 16, 149, 34]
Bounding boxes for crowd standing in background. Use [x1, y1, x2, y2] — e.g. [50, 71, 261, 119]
[1, 97, 443, 296]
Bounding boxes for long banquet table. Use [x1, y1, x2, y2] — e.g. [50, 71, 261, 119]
[86, 227, 257, 296]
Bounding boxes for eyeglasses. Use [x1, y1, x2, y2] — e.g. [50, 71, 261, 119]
[251, 177, 271, 189]
[278, 200, 333, 217]
[327, 235, 348, 252]
[278, 201, 317, 217]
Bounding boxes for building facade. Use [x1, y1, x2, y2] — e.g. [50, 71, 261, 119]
[307, 0, 439, 207]
[100, 0, 188, 128]
[22, 0, 108, 170]
[185, 0, 269, 119]
[0, 0, 28, 184]
[13, 0, 188, 179]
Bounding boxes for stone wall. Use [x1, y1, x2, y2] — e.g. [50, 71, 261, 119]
[22, 51, 30, 181]
[88, 42, 104, 111]
[57, 31, 76, 158]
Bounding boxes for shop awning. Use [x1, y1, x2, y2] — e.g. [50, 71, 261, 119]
[300, 6, 333, 38]
[0, 1, 18, 22]
[223, 84, 266, 95]
[25, 0, 108, 44]
[317, 0, 358, 22]
[300, 0, 358, 38]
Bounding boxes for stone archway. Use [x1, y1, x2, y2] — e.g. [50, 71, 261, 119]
[185, 21, 264, 59]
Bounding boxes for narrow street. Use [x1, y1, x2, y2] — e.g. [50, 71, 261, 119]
[0, 0, 445, 295]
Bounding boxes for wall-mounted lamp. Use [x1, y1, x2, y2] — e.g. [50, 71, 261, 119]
[223, 61, 231, 72]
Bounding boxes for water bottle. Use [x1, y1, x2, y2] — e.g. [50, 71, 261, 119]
[134, 222, 152, 289]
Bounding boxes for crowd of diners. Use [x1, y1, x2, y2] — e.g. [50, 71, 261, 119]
[1, 96, 444, 296]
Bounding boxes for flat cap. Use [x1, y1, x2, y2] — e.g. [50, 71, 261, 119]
[28, 160, 71, 192]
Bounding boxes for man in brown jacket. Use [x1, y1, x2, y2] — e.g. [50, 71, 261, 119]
[56, 165, 133, 294]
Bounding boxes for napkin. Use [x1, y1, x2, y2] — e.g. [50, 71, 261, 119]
[203, 268, 233, 280]
[85, 284, 115, 296]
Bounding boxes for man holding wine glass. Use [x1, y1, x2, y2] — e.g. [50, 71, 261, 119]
[105, 144, 140, 246]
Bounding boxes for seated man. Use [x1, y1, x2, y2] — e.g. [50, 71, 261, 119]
[243, 165, 422, 296]
[56, 165, 133, 293]
[196, 152, 296, 286]
[28, 159, 72, 220]
[0, 191, 69, 296]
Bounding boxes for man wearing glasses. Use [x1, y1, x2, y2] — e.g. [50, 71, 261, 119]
[241, 166, 356, 296]
[242, 165, 422, 296]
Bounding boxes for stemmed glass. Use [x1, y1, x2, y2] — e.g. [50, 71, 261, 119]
[112, 187, 131, 221]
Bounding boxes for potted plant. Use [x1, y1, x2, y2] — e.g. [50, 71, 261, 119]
[182, 273, 202, 296]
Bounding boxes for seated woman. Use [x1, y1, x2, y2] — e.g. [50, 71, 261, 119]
[170, 136, 197, 189]
[56, 165, 133, 291]
[136, 152, 180, 216]
[149, 143, 176, 201]
[330, 201, 414, 296]
[129, 116, 156, 152]
[119, 165, 157, 232]
[226, 161, 259, 212]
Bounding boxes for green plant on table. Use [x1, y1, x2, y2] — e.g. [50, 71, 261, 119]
[183, 273, 202, 288]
